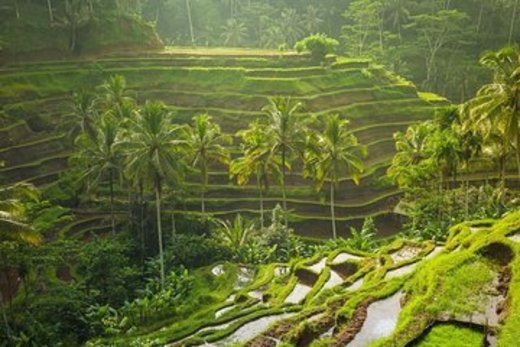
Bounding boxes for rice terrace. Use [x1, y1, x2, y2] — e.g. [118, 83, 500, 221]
[0, 1, 519, 347]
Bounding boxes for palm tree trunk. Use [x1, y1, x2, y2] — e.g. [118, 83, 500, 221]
[171, 204, 176, 242]
[70, 22, 77, 52]
[509, 0, 519, 44]
[139, 182, 145, 273]
[330, 180, 337, 239]
[259, 184, 264, 229]
[109, 170, 115, 235]
[46, 0, 54, 22]
[0, 291, 10, 340]
[438, 170, 443, 221]
[13, 0, 19, 19]
[186, 0, 195, 45]
[516, 136, 520, 179]
[476, 1, 484, 34]
[281, 145, 288, 227]
[465, 178, 470, 219]
[155, 181, 165, 289]
[201, 162, 207, 214]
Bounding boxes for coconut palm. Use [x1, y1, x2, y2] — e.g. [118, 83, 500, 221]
[97, 75, 134, 116]
[64, 91, 98, 141]
[262, 97, 306, 227]
[455, 124, 483, 218]
[59, 0, 91, 51]
[71, 114, 121, 235]
[279, 8, 304, 46]
[46, 0, 54, 22]
[122, 101, 185, 288]
[461, 46, 520, 177]
[185, 114, 230, 214]
[388, 122, 434, 190]
[261, 25, 285, 49]
[231, 121, 281, 229]
[221, 18, 248, 46]
[185, 0, 195, 44]
[0, 183, 40, 245]
[302, 5, 323, 35]
[304, 114, 365, 239]
[383, 0, 410, 41]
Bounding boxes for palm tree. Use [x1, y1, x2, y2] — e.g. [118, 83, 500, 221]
[123, 101, 184, 289]
[46, 0, 54, 22]
[383, 0, 409, 41]
[455, 124, 483, 218]
[387, 122, 433, 189]
[215, 214, 254, 251]
[71, 114, 121, 235]
[60, 0, 91, 52]
[97, 75, 134, 116]
[427, 128, 462, 192]
[0, 183, 40, 245]
[261, 25, 285, 49]
[221, 18, 248, 46]
[508, 0, 519, 44]
[280, 8, 304, 46]
[64, 91, 98, 141]
[262, 97, 305, 227]
[231, 121, 281, 229]
[185, 114, 230, 215]
[302, 5, 323, 35]
[304, 114, 365, 239]
[461, 46, 520, 177]
[185, 0, 195, 44]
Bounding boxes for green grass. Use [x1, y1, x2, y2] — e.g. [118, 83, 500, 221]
[413, 323, 484, 347]
[84, 212, 520, 346]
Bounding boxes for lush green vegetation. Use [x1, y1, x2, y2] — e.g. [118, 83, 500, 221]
[1, 1, 519, 346]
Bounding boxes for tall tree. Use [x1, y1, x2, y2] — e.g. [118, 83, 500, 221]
[302, 5, 323, 35]
[231, 121, 280, 229]
[97, 75, 134, 117]
[304, 114, 365, 239]
[185, 0, 195, 44]
[407, 10, 471, 89]
[221, 18, 248, 46]
[508, 0, 519, 44]
[279, 8, 304, 46]
[71, 114, 121, 235]
[59, 0, 92, 52]
[462, 46, 520, 177]
[383, 0, 409, 41]
[64, 91, 99, 141]
[123, 101, 184, 288]
[262, 97, 305, 227]
[185, 114, 230, 215]
[46, 0, 54, 22]
[0, 183, 40, 245]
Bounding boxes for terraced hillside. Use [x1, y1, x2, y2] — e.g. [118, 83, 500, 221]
[91, 210, 520, 346]
[0, 50, 449, 238]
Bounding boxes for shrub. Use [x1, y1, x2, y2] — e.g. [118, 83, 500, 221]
[164, 234, 232, 269]
[77, 237, 140, 307]
[4, 283, 92, 346]
[347, 217, 377, 251]
[294, 33, 339, 61]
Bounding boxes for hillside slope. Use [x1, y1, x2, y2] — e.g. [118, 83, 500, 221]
[0, 50, 449, 238]
[89, 210, 520, 346]
[0, 2, 162, 63]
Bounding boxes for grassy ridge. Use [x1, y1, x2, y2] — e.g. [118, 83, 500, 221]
[0, 53, 442, 237]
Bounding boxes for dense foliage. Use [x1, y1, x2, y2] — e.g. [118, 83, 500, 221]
[0, 1, 519, 345]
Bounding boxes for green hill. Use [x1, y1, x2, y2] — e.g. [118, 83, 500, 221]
[0, 49, 449, 238]
[88, 210, 520, 346]
[0, 2, 162, 63]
